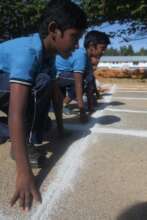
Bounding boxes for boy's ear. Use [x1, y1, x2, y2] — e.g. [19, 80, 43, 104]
[48, 21, 58, 34]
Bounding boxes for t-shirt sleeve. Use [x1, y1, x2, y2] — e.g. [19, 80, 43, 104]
[9, 49, 38, 86]
[72, 50, 86, 73]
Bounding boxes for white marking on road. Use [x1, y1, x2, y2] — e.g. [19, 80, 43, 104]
[116, 90, 147, 93]
[30, 86, 116, 220]
[0, 213, 11, 220]
[106, 108, 147, 114]
[31, 135, 94, 220]
[117, 87, 147, 90]
[91, 127, 147, 138]
[64, 123, 147, 139]
[112, 97, 147, 100]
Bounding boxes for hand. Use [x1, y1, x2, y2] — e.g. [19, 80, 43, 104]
[10, 171, 41, 211]
[79, 110, 89, 123]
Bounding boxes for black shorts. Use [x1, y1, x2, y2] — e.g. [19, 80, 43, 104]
[0, 72, 52, 143]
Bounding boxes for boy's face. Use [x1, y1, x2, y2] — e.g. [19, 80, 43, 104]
[88, 43, 107, 59]
[90, 56, 99, 71]
[55, 28, 83, 58]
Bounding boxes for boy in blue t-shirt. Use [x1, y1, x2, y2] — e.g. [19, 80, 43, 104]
[84, 30, 110, 111]
[56, 47, 89, 122]
[0, 0, 87, 211]
[55, 30, 110, 119]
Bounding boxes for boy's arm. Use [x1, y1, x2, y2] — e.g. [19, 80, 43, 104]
[9, 83, 41, 211]
[74, 72, 88, 122]
[51, 80, 64, 133]
[74, 72, 84, 109]
[86, 80, 95, 114]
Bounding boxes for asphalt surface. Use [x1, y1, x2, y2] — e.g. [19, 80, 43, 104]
[1, 80, 147, 220]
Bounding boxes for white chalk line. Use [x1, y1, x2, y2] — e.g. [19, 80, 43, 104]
[111, 97, 147, 100]
[91, 127, 147, 138]
[106, 108, 147, 114]
[64, 123, 147, 138]
[116, 87, 147, 90]
[0, 213, 11, 220]
[116, 90, 147, 93]
[30, 85, 116, 220]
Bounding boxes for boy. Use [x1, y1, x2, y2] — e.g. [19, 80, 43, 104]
[55, 30, 110, 117]
[84, 30, 110, 104]
[0, 0, 87, 211]
[55, 47, 89, 122]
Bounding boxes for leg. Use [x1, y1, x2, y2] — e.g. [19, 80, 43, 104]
[0, 73, 10, 143]
[27, 73, 52, 145]
[85, 80, 95, 114]
[51, 80, 64, 133]
[64, 85, 76, 105]
[93, 77, 100, 99]
[0, 93, 9, 144]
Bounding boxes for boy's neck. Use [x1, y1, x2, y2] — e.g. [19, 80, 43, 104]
[43, 36, 56, 58]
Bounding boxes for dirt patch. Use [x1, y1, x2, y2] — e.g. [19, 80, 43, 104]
[95, 68, 147, 79]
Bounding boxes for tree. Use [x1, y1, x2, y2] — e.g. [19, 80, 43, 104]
[104, 47, 119, 56]
[137, 48, 147, 56]
[126, 45, 134, 55]
[80, 0, 147, 36]
[104, 45, 147, 56]
[0, 0, 46, 39]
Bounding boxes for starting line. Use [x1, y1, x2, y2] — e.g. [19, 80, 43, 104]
[1, 83, 147, 219]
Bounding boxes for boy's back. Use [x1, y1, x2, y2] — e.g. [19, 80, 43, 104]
[56, 47, 88, 73]
[0, 34, 45, 85]
[0, 0, 88, 211]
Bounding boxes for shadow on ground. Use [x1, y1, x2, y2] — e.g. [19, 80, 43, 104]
[97, 100, 125, 111]
[117, 202, 147, 220]
[35, 112, 121, 188]
[29, 91, 122, 188]
[0, 92, 121, 192]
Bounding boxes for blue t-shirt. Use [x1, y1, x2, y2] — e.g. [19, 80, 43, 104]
[56, 48, 93, 81]
[0, 33, 55, 86]
[56, 48, 87, 74]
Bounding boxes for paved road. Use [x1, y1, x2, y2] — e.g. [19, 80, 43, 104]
[1, 82, 147, 220]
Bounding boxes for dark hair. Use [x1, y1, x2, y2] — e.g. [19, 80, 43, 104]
[39, 0, 87, 37]
[84, 30, 110, 49]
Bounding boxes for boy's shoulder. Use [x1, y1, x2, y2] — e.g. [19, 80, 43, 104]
[72, 47, 86, 56]
[71, 47, 87, 62]
[0, 33, 42, 53]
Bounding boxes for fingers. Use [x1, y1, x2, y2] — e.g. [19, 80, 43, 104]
[10, 191, 19, 207]
[25, 193, 32, 211]
[32, 189, 42, 203]
[24, 188, 41, 211]
[19, 193, 25, 210]
[11, 185, 41, 211]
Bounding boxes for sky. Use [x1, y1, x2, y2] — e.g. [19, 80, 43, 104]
[80, 22, 147, 52]
[98, 23, 147, 52]
[72, 0, 147, 52]
[73, 0, 147, 52]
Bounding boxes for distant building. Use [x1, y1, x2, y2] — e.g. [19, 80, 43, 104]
[99, 56, 147, 69]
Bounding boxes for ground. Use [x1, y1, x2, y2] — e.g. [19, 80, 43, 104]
[0, 78, 147, 220]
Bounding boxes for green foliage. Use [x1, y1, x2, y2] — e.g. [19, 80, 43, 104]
[105, 45, 147, 56]
[81, 0, 147, 35]
[0, 0, 47, 38]
[1, 0, 147, 39]
[81, 0, 147, 24]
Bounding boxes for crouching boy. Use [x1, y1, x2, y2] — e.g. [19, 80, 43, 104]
[0, 0, 87, 211]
